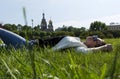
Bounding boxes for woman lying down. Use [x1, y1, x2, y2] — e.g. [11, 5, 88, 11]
[0, 28, 112, 53]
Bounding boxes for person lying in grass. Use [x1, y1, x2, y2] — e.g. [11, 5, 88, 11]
[39, 35, 112, 53]
[0, 28, 112, 53]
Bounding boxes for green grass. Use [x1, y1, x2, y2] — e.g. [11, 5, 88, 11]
[0, 39, 120, 79]
[0, 39, 3, 44]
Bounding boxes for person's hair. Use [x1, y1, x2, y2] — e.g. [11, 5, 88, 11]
[94, 37, 106, 47]
[90, 35, 106, 47]
[95, 41, 106, 47]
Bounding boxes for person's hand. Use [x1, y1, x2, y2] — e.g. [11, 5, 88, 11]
[90, 44, 113, 52]
[107, 44, 113, 52]
[104, 44, 113, 52]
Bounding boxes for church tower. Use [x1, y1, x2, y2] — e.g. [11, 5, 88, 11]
[48, 19, 54, 32]
[40, 13, 47, 31]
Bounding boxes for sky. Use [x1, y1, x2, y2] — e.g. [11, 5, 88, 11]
[1, 0, 120, 29]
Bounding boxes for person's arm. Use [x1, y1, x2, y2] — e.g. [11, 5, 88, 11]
[89, 44, 113, 52]
[75, 44, 112, 53]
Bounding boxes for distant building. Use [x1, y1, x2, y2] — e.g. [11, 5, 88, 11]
[40, 13, 54, 32]
[108, 23, 120, 30]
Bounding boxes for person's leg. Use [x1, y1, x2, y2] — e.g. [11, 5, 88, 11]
[38, 36, 65, 48]
[38, 38, 45, 48]
[44, 36, 66, 47]
[0, 28, 27, 48]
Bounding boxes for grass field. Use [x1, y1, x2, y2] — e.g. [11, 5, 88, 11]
[0, 39, 120, 79]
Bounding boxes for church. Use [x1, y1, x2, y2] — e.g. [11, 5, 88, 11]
[40, 13, 54, 32]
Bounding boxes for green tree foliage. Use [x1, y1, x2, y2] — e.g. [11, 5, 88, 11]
[103, 30, 120, 38]
[89, 31, 105, 38]
[53, 31, 74, 37]
[3, 24, 17, 31]
[39, 31, 47, 38]
[89, 21, 108, 31]
[34, 25, 41, 31]
[2, 22, 120, 39]
[55, 25, 87, 37]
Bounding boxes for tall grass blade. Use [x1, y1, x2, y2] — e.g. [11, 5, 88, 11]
[23, 7, 28, 26]
[29, 50, 36, 79]
[68, 52, 78, 79]
[2, 59, 17, 79]
[100, 63, 107, 79]
[22, 7, 37, 79]
[110, 44, 119, 79]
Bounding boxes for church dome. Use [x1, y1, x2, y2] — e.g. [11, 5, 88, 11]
[49, 19, 52, 24]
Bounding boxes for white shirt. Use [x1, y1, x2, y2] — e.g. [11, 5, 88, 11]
[52, 36, 92, 53]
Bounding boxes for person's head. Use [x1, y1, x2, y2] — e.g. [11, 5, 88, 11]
[84, 35, 106, 48]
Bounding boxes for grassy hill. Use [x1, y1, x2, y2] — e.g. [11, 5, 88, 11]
[0, 39, 120, 79]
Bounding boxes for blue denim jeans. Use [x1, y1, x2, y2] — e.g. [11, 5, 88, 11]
[0, 28, 27, 48]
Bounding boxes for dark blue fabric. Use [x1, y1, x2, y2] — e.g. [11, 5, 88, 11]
[0, 28, 27, 48]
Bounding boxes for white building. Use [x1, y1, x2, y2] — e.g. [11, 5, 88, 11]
[108, 22, 120, 30]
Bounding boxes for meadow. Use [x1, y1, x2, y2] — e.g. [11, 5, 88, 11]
[0, 38, 120, 79]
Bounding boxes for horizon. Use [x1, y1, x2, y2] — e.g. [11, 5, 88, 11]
[1, 0, 120, 29]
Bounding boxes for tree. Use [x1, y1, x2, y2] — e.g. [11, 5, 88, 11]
[68, 26, 74, 32]
[39, 31, 47, 38]
[53, 31, 74, 37]
[55, 25, 68, 31]
[89, 21, 108, 31]
[3, 24, 17, 31]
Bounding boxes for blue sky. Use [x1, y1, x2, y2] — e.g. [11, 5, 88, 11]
[1, 0, 120, 29]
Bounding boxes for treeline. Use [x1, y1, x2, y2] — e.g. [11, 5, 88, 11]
[0, 21, 120, 39]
